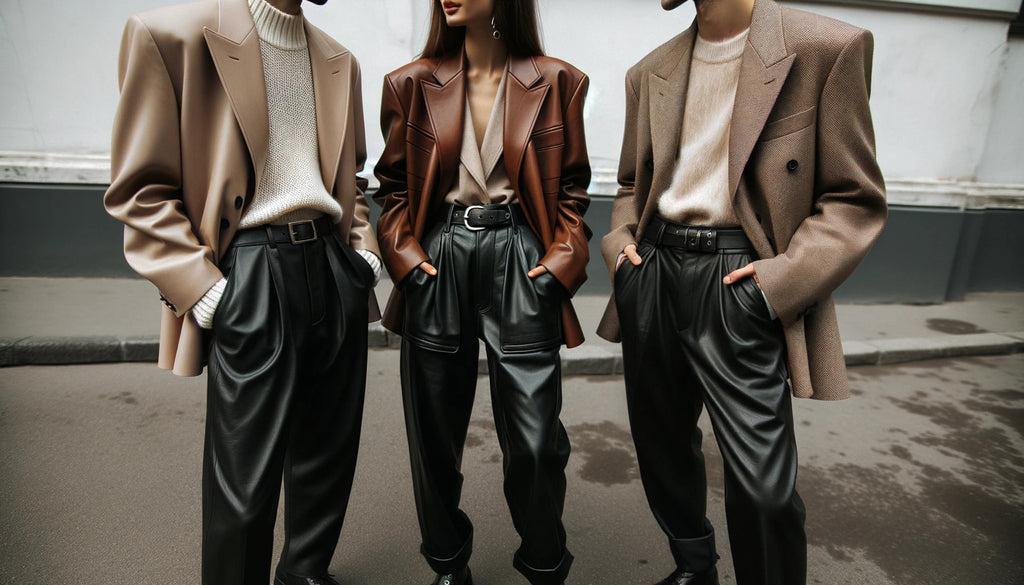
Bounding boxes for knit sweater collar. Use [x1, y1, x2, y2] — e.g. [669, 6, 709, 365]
[248, 0, 307, 50]
[693, 28, 749, 64]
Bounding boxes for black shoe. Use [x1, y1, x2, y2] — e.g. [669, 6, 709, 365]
[274, 571, 342, 585]
[655, 566, 718, 585]
[431, 566, 472, 585]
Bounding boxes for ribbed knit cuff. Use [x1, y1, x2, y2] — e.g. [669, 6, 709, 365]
[356, 249, 382, 286]
[191, 278, 227, 330]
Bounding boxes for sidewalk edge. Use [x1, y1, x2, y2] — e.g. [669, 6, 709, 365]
[3, 331, 1021, 371]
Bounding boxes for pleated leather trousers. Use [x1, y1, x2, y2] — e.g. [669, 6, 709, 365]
[202, 220, 373, 585]
[615, 223, 807, 585]
[400, 204, 573, 585]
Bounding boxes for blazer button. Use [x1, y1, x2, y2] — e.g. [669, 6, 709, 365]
[220, 218, 230, 230]
[234, 196, 243, 209]
[787, 160, 799, 172]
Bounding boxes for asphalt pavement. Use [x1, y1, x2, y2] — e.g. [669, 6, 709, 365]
[1, 354, 1022, 584]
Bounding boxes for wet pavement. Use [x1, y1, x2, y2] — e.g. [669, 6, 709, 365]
[1, 353, 1022, 584]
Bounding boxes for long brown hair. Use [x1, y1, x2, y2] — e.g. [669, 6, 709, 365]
[420, 0, 545, 59]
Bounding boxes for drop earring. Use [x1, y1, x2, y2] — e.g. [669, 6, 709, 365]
[491, 15, 502, 40]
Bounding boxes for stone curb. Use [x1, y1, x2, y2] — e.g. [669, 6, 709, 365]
[2, 330, 1022, 371]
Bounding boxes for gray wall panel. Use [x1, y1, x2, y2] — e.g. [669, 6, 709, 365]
[2, 184, 1022, 304]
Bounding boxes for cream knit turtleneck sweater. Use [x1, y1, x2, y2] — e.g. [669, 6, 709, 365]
[657, 28, 749, 226]
[190, 0, 379, 329]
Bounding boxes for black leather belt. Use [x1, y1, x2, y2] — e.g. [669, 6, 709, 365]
[232, 216, 335, 246]
[449, 204, 527, 231]
[644, 215, 754, 252]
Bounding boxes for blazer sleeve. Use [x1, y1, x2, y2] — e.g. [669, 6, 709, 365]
[373, 74, 430, 284]
[103, 16, 222, 318]
[538, 73, 592, 296]
[752, 29, 888, 326]
[600, 70, 642, 279]
[343, 59, 381, 258]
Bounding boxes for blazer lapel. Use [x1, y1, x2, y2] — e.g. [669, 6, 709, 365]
[203, 0, 269, 187]
[306, 23, 352, 194]
[480, 66, 508, 180]
[728, 0, 795, 199]
[504, 56, 549, 194]
[458, 96, 489, 194]
[642, 25, 696, 228]
[422, 52, 466, 198]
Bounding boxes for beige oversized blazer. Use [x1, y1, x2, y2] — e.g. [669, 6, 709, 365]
[104, 0, 381, 376]
[597, 0, 888, 400]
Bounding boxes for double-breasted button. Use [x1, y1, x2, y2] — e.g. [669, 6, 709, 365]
[220, 218, 230, 230]
[787, 160, 799, 172]
[234, 196, 243, 209]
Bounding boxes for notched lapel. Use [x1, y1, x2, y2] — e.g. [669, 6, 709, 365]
[422, 53, 466, 197]
[204, 24, 269, 188]
[728, 0, 795, 198]
[643, 25, 695, 227]
[728, 48, 794, 198]
[504, 56, 548, 194]
[306, 24, 351, 193]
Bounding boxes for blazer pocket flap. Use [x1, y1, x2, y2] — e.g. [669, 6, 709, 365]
[759, 106, 817, 142]
[530, 124, 564, 151]
[407, 122, 436, 152]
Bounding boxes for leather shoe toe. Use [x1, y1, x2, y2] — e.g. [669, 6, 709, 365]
[431, 566, 472, 585]
[274, 571, 342, 585]
[655, 566, 718, 585]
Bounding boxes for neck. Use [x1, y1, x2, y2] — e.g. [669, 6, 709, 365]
[694, 0, 755, 41]
[265, 0, 301, 15]
[463, 23, 508, 77]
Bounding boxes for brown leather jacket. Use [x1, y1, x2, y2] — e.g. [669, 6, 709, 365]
[374, 51, 592, 347]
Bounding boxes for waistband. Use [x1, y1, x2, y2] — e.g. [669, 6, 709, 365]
[231, 216, 336, 247]
[643, 215, 754, 253]
[446, 204, 527, 231]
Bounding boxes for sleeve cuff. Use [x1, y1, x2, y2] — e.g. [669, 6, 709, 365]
[190, 278, 227, 330]
[356, 249, 382, 285]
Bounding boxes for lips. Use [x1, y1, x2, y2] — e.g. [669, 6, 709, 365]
[442, 1, 460, 15]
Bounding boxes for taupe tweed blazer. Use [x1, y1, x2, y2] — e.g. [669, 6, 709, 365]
[597, 0, 887, 400]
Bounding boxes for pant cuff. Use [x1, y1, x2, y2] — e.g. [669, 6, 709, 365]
[422, 528, 473, 576]
[513, 548, 573, 585]
[669, 518, 718, 573]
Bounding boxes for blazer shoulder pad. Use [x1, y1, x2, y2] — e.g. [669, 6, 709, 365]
[630, 29, 691, 74]
[780, 6, 869, 58]
[131, 0, 218, 46]
[386, 58, 440, 84]
[305, 21, 353, 58]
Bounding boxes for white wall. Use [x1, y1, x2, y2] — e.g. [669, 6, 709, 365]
[977, 38, 1024, 184]
[0, 0, 1021, 189]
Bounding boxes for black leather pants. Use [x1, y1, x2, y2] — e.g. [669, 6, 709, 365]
[614, 225, 807, 585]
[400, 205, 573, 585]
[202, 221, 373, 585]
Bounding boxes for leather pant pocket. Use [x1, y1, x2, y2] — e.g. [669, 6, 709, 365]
[402, 224, 462, 353]
[499, 229, 563, 353]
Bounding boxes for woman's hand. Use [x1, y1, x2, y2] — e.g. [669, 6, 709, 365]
[528, 265, 549, 279]
[418, 261, 438, 276]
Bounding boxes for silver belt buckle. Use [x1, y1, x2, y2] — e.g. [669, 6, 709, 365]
[288, 220, 318, 244]
[462, 205, 486, 231]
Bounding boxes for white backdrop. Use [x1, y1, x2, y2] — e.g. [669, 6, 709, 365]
[1, 0, 1022, 187]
